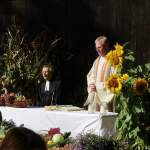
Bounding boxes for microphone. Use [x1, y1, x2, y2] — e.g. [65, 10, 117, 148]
[51, 88, 55, 105]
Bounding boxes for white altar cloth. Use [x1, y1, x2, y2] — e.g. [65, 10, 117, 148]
[0, 106, 117, 138]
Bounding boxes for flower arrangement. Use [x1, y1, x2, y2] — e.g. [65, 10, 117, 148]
[104, 43, 150, 149]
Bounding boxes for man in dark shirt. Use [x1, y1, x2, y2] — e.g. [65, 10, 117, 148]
[36, 64, 61, 106]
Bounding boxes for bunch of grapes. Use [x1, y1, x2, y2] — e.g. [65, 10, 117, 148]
[48, 128, 61, 139]
[4, 93, 16, 104]
[0, 95, 5, 105]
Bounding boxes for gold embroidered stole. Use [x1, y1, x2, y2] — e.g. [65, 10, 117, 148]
[95, 56, 111, 81]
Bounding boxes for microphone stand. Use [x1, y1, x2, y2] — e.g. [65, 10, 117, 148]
[51, 88, 55, 105]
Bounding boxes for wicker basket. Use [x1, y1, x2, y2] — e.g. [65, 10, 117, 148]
[13, 101, 27, 108]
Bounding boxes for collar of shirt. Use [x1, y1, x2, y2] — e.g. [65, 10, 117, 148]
[45, 80, 50, 91]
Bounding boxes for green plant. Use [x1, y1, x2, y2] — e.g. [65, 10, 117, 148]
[75, 133, 121, 150]
[0, 23, 60, 99]
[114, 44, 150, 150]
[0, 119, 16, 139]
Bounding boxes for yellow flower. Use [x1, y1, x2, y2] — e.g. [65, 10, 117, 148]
[105, 74, 122, 94]
[114, 43, 124, 56]
[111, 55, 123, 68]
[122, 74, 129, 81]
[106, 43, 124, 68]
[133, 78, 149, 96]
[106, 50, 113, 59]
[106, 50, 123, 68]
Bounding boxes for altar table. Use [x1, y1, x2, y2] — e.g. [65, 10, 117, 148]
[0, 106, 118, 138]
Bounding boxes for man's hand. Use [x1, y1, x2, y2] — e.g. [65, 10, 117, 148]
[89, 83, 96, 92]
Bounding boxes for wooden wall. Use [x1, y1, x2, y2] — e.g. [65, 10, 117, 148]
[0, 0, 150, 63]
[0, 0, 150, 106]
[66, 0, 150, 64]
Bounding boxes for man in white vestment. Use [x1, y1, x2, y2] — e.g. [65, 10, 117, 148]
[84, 36, 117, 113]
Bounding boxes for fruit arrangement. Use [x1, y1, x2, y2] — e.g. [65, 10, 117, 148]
[12, 95, 27, 107]
[0, 93, 15, 106]
[0, 93, 32, 107]
[47, 144, 71, 150]
[41, 128, 72, 149]
[0, 96, 5, 106]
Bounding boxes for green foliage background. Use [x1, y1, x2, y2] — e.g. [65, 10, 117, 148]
[0, 24, 61, 100]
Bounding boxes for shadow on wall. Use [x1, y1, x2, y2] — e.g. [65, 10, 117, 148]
[61, 51, 94, 107]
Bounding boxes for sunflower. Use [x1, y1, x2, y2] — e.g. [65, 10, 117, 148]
[106, 50, 123, 68]
[105, 74, 122, 94]
[133, 78, 149, 96]
[121, 73, 129, 81]
[106, 50, 113, 59]
[114, 43, 124, 56]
